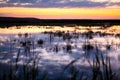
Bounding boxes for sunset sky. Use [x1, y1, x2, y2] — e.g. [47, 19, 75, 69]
[0, 0, 120, 19]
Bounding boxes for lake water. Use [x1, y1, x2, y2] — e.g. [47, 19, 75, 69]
[0, 25, 120, 79]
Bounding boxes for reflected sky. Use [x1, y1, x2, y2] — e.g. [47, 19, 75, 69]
[0, 26, 120, 34]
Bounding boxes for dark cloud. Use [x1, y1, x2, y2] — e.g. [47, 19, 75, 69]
[8, 0, 36, 3]
[0, 0, 120, 8]
[108, 2, 120, 6]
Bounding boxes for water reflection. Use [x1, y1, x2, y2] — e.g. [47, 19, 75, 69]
[0, 25, 120, 79]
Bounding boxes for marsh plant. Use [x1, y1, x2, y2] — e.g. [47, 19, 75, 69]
[1, 50, 47, 80]
[0, 27, 120, 80]
[64, 54, 117, 80]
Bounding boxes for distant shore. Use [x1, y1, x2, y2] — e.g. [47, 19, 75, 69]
[0, 17, 120, 27]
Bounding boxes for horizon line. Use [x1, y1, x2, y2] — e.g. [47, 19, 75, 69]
[1, 16, 120, 20]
